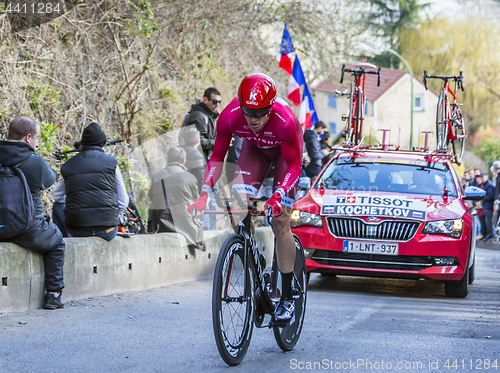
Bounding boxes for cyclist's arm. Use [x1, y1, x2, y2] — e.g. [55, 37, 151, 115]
[199, 120, 232, 195]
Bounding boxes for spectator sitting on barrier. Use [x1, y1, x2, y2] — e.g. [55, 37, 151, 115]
[52, 177, 69, 237]
[180, 126, 205, 192]
[0, 116, 65, 309]
[57, 122, 129, 241]
[147, 146, 205, 251]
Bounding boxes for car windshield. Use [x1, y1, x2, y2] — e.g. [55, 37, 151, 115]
[315, 158, 458, 197]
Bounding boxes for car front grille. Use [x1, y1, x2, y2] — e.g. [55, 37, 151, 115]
[327, 218, 420, 241]
[311, 250, 435, 271]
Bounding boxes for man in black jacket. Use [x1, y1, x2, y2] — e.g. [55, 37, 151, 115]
[303, 121, 329, 178]
[59, 122, 129, 240]
[491, 161, 500, 237]
[184, 87, 221, 162]
[0, 116, 65, 309]
[478, 172, 496, 241]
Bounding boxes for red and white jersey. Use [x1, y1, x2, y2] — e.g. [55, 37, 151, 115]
[200, 97, 303, 196]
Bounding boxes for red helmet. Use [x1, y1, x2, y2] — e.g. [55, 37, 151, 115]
[238, 73, 277, 117]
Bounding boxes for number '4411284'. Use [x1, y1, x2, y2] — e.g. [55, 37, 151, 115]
[5, 2, 62, 14]
[443, 359, 498, 370]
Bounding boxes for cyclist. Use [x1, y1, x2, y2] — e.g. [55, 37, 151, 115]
[188, 73, 303, 325]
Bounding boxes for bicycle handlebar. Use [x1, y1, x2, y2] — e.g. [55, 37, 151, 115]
[208, 189, 269, 216]
[423, 70, 464, 91]
[54, 138, 124, 160]
[340, 64, 381, 87]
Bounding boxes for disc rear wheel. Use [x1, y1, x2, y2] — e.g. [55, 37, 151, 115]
[271, 235, 307, 351]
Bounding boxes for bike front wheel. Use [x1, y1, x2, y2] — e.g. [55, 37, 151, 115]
[451, 107, 465, 164]
[344, 83, 354, 144]
[212, 234, 254, 366]
[271, 235, 308, 351]
[436, 91, 449, 151]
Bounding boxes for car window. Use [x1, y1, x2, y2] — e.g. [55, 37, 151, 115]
[316, 159, 458, 196]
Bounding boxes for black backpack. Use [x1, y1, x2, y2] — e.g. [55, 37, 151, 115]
[0, 162, 35, 238]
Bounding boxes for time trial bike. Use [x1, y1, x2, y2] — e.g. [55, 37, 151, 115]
[423, 71, 466, 164]
[337, 63, 381, 146]
[206, 190, 307, 366]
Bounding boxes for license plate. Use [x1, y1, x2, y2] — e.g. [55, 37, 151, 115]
[343, 240, 399, 255]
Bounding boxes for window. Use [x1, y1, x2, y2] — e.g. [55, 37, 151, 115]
[328, 95, 337, 109]
[364, 100, 373, 116]
[415, 94, 424, 111]
[329, 122, 336, 134]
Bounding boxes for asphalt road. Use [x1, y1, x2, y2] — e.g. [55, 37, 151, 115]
[1, 247, 499, 373]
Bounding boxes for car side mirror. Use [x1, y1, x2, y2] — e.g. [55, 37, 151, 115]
[298, 177, 311, 190]
[463, 186, 486, 201]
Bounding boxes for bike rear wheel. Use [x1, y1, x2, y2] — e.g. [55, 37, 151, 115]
[436, 91, 448, 151]
[354, 89, 363, 145]
[451, 107, 465, 164]
[344, 83, 354, 144]
[212, 234, 254, 366]
[271, 235, 307, 351]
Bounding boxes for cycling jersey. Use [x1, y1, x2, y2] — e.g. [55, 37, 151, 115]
[200, 97, 303, 206]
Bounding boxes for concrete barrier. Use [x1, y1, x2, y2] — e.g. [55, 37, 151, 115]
[0, 228, 275, 313]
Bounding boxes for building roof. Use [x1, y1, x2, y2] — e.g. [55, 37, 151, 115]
[312, 66, 407, 102]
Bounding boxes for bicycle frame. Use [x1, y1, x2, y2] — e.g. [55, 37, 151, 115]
[238, 212, 269, 312]
[339, 63, 381, 146]
[424, 71, 465, 143]
[211, 192, 274, 319]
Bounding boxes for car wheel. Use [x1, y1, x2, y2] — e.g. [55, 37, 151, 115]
[320, 272, 337, 278]
[306, 271, 310, 285]
[444, 264, 469, 298]
[468, 262, 475, 285]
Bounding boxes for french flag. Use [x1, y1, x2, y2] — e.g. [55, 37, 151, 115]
[279, 23, 294, 76]
[299, 84, 318, 130]
[288, 56, 305, 106]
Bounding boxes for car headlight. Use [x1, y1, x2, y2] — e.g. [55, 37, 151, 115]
[290, 210, 323, 228]
[422, 219, 463, 238]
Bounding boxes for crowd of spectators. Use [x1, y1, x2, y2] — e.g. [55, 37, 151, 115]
[462, 165, 500, 242]
[0, 88, 223, 309]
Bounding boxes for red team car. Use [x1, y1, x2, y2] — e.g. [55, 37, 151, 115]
[291, 147, 485, 298]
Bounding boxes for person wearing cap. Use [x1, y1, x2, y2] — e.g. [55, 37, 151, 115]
[58, 122, 129, 240]
[303, 121, 330, 179]
[476, 172, 495, 241]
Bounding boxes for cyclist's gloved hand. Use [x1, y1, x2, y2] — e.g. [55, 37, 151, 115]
[188, 192, 208, 215]
[265, 191, 283, 218]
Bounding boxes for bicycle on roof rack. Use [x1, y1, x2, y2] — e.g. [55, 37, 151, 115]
[199, 190, 307, 366]
[423, 71, 466, 164]
[336, 63, 381, 146]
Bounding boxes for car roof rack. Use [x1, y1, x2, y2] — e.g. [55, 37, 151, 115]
[331, 130, 454, 162]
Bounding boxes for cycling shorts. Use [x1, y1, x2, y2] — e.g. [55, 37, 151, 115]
[231, 140, 298, 208]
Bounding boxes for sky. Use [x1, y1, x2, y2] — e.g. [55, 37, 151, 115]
[424, 0, 500, 18]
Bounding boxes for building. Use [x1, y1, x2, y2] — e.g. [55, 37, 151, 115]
[312, 66, 439, 150]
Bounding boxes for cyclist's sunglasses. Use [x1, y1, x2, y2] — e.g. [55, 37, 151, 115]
[212, 100, 222, 105]
[240, 105, 271, 118]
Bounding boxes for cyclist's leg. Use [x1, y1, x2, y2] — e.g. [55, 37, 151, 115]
[270, 153, 299, 324]
[271, 206, 296, 273]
